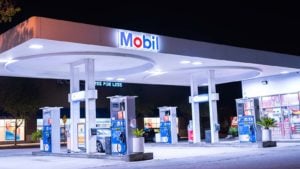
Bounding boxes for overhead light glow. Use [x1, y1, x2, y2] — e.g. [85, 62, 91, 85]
[180, 60, 191, 64]
[0, 59, 10, 63]
[116, 78, 125, 81]
[29, 44, 44, 49]
[147, 69, 167, 76]
[280, 71, 289, 74]
[105, 77, 114, 81]
[0, 58, 17, 63]
[192, 61, 203, 65]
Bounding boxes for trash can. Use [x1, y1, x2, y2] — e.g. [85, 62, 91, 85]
[105, 137, 112, 155]
[205, 130, 211, 143]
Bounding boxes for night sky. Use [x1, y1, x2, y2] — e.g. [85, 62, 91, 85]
[1, 1, 299, 131]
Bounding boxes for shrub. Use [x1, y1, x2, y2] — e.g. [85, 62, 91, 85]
[31, 130, 42, 141]
[257, 117, 277, 129]
[228, 127, 238, 137]
[132, 128, 145, 137]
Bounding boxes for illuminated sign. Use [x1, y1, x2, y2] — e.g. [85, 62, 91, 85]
[118, 31, 159, 52]
[69, 90, 97, 101]
[95, 81, 123, 87]
[192, 94, 209, 103]
[189, 93, 219, 103]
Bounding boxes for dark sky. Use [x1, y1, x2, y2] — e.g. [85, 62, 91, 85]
[1, 1, 300, 56]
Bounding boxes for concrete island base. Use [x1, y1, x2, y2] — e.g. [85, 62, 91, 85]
[32, 151, 153, 162]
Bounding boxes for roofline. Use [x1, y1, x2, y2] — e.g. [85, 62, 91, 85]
[1, 16, 300, 68]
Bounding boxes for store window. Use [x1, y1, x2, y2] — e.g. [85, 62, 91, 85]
[260, 93, 300, 139]
[0, 119, 25, 141]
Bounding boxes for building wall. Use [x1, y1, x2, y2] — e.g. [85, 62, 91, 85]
[242, 72, 300, 98]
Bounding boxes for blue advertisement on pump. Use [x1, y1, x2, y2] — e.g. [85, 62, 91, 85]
[160, 121, 171, 143]
[238, 115, 256, 142]
[43, 125, 52, 152]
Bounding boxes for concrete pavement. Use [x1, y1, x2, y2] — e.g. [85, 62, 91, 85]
[0, 142, 299, 169]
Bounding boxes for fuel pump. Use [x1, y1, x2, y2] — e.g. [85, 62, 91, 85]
[236, 98, 260, 143]
[41, 107, 62, 153]
[159, 106, 178, 144]
[108, 96, 136, 155]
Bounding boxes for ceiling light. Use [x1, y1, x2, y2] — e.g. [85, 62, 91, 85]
[116, 78, 125, 81]
[192, 61, 203, 65]
[180, 60, 191, 64]
[0, 58, 17, 63]
[29, 44, 44, 49]
[0, 59, 10, 63]
[147, 69, 167, 76]
[105, 77, 114, 81]
[280, 71, 289, 74]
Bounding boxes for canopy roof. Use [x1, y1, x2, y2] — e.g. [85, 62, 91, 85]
[0, 17, 299, 86]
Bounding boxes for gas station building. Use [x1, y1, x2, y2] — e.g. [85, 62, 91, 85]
[1, 17, 300, 153]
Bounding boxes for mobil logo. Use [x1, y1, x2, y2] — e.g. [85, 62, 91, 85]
[118, 31, 159, 52]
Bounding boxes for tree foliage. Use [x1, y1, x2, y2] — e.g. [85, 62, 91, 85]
[0, 78, 41, 145]
[0, 78, 40, 118]
[0, 0, 20, 23]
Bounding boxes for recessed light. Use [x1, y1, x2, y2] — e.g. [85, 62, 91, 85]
[280, 71, 289, 74]
[147, 69, 167, 76]
[29, 44, 44, 49]
[105, 77, 114, 81]
[0, 58, 17, 63]
[180, 60, 191, 64]
[116, 78, 125, 81]
[0, 59, 10, 63]
[201, 83, 208, 86]
[192, 61, 202, 65]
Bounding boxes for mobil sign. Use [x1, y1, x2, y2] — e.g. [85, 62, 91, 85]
[118, 30, 159, 52]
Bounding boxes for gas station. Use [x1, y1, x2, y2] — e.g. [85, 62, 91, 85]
[1, 17, 300, 157]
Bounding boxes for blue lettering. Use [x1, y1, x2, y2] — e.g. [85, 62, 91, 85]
[120, 32, 133, 47]
[143, 35, 151, 49]
[119, 31, 159, 52]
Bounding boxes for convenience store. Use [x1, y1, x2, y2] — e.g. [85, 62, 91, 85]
[242, 72, 300, 140]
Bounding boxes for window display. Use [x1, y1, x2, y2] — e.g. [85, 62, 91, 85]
[260, 92, 300, 140]
[0, 119, 25, 141]
[144, 118, 160, 129]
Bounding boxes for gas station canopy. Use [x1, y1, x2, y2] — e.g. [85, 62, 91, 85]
[0, 17, 300, 86]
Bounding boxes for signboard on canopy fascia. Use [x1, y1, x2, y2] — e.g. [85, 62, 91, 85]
[117, 30, 160, 52]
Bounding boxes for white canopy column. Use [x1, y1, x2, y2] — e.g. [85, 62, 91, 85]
[70, 65, 80, 152]
[208, 70, 219, 143]
[69, 59, 97, 154]
[85, 59, 97, 154]
[190, 75, 201, 143]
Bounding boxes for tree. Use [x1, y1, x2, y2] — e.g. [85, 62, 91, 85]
[0, 0, 20, 23]
[0, 78, 41, 146]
